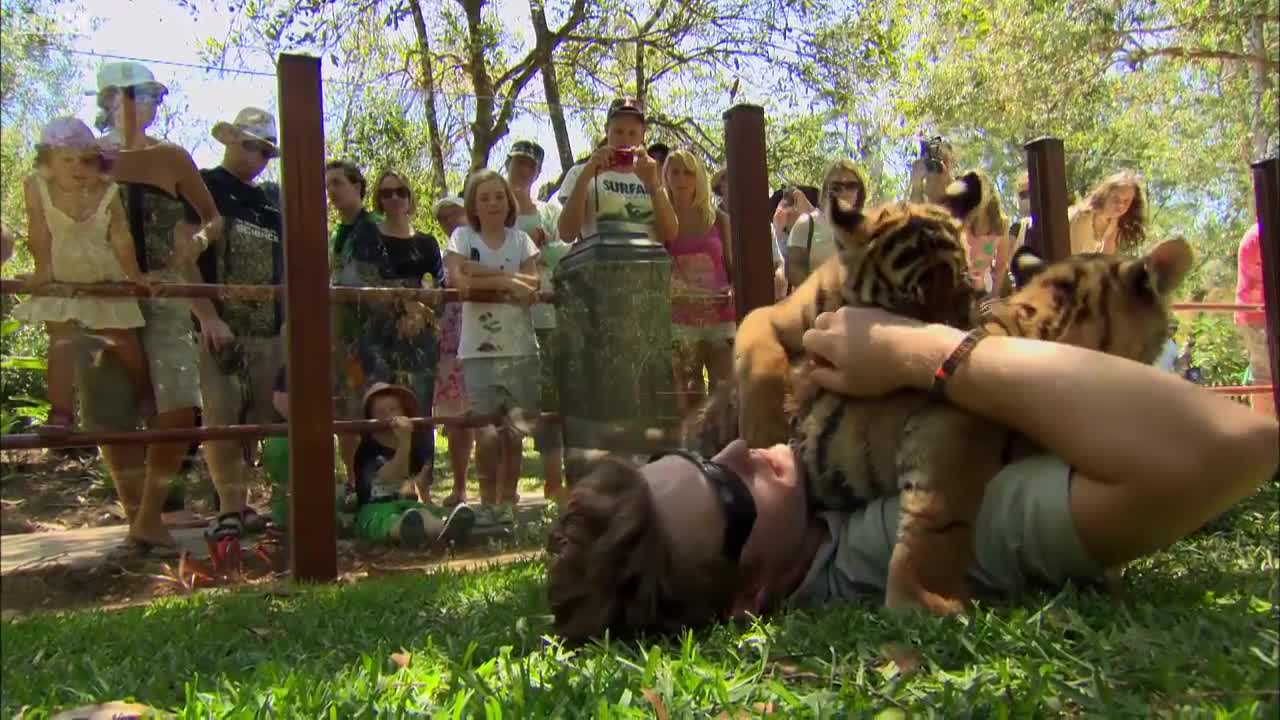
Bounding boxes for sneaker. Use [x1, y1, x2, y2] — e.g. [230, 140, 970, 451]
[397, 509, 428, 549]
[494, 502, 516, 526]
[433, 504, 477, 547]
[473, 505, 497, 527]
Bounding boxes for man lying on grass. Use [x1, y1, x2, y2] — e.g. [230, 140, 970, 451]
[546, 306, 1280, 644]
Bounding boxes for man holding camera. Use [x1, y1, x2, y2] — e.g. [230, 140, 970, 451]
[908, 135, 955, 204]
[557, 98, 678, 246]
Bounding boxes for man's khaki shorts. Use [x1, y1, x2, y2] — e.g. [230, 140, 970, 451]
[198, 335, 281, 428]
[794, 455, 1106, 605]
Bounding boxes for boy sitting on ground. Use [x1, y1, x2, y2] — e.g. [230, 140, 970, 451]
[353, 383, 476, 547]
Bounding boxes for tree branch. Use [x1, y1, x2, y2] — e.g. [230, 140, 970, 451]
[1122, 45, 1279, 72]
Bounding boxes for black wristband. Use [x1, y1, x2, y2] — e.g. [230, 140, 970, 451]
[930, 328, 988, 399]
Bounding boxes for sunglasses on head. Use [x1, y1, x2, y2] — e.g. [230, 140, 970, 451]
[241, 140, 278, 159]
[648, 449, 757, 563]
[829, 181, 862, 194]
[379, 186, 411, 200]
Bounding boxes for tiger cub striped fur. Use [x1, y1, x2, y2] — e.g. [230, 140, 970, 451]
[790, 194, 1192, 614]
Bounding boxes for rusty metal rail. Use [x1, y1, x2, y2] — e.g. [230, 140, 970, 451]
[0, 412, 562, 450]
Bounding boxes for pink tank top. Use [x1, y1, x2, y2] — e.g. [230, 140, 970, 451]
[669, 224, 735, 327]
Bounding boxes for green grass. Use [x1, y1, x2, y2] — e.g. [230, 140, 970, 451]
[3, 484, 1277, 717]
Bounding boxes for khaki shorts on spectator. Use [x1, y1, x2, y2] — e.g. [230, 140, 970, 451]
[198, 335, 281, 427]
[77, 300, 202, 431]
[792, 455, 1105, 606]
[1240, 325, 1274, 385]
[140, 298, 203, 415]
[462, 355, 547, 442]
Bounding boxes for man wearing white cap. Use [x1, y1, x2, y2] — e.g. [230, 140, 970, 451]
[186, 107, 285, 539]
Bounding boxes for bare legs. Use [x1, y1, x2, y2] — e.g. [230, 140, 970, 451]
[443, 425, 473, 504]
[103, 407, 196, 548]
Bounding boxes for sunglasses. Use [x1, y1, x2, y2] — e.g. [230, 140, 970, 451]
[379, 186, 411, 200]
[648, 449, 757, 563]
[828, 181, 862, 194]
[122, 86, 164, 104]
[241, 140, 278, 159]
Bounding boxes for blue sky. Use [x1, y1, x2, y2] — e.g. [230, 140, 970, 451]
[63, 0, 740, 182]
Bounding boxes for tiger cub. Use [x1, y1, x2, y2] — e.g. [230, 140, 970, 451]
[789, 198, 1192, 614]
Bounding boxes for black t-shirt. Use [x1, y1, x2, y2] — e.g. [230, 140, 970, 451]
[353, 229, 443, 288]
[190, 167, 284, 336]
[353, 432, 433, 505]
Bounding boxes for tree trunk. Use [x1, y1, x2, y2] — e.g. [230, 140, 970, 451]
[462, 0, 497, 172]
[407, 0, 449, 197]
[530, 0, 574, 172]
[1245, 14, 1275, 161]
[635, 37, 646, 102]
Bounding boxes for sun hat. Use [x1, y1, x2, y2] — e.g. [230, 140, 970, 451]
[507, 140, 545, 169]
[606, 97, 646, 124]
[38, 117, 98, 151]
[212, 107, 279, 156]
[96, 61, 168, 95]
[431, 195, 464, 217]
[362, 382, 421, 420]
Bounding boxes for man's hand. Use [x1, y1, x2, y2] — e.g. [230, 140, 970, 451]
[585, 147, 613, 178]
[633, 149, 660, 188]
[801, 306, 958, 397]
[199, 315, 235, 353]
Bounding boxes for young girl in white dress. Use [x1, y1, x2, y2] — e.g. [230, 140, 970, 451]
[13, 117, 151, 432]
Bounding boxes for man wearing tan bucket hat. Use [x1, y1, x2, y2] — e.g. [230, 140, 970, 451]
[187, 107, 286, 541]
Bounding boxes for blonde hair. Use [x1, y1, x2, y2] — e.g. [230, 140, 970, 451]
[961, 169, 1008, 236]
[1073, 170, 1148, 252]
[546, 456, 743, 644]
[371, 169, 416, 216]
[663, 149, 716, 229]
[820, 159, 870, 211]
[462, 169, 517, 230]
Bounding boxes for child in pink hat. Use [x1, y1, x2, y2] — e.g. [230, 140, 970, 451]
[12, 117, 151, 433]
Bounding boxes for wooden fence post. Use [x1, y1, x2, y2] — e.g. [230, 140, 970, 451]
[1250, 157, 1280, 418]
[1024, 137, 1071, 262]
[278, 54, 336, 582]
[723, 104, 774, 320]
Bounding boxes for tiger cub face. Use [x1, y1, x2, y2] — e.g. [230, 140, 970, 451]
[827, 171, 987, 330]
[988, 238, 1193, 364]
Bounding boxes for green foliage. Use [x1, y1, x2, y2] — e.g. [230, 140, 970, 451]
[1186, 313, 1252, 387]
[0, 317, 49, 432]
[2, 485, 1277, 715]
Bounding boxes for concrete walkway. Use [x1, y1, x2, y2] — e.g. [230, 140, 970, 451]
[0, 499, 548, 575]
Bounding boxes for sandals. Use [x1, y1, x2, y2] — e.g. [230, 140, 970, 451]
[206, 511, 244, 541]
[205, 508, 267, 541]
[117, 535, 181, 560]
[441, 490, 467, 507]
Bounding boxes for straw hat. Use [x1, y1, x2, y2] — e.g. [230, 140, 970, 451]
[362, 382, 421, 420]
[212, 107, 279, 156]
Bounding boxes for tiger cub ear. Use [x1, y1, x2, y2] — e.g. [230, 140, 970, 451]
[1008, 246, 1048, 289]
[828, 194, 865, 232]
[937, 171, 984, 221]
[1123, 237, 1194, 298]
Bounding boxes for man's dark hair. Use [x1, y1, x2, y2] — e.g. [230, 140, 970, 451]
[325, 159, 367, 199]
